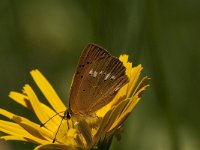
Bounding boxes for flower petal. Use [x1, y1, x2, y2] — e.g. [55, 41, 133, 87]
[94, 109, 113, 141]
[34, 144, 77, 150]
[55, 121, 77, 146]
[132, 76, 150, 97]
[77, 119, 92, 147]
[8, 92, 32, 110]
[9, 91, 62, 128]
[119, 55, 132, 77]
[101, 99, 129, 132]
[0, 108, 53, 141]
[109, 77, 150, 130]
[30, 69, 66, 112]
[0, 120, 30, 137]
[9, 91, 61, 126]
[23, 84, 61, 132]
[124, 76, 150, 115]
[0, 135, 48, 144]
[0, 121, 51, 144]
[127, 65, 143, 97]
[1, 135, 28, 142]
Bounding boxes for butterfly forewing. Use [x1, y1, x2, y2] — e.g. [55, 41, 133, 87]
[69, 44, 129, 114]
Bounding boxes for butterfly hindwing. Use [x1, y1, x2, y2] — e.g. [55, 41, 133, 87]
[69, 44, 129, 114]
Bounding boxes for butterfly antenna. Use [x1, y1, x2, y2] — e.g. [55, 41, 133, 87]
[53, 116, 65, 143]
[40, 111, 65, 127]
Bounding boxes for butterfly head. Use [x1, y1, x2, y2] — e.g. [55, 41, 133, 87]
[64, 109, 72, 119]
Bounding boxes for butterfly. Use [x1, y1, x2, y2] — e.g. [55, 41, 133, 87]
[65, 43, 129, 119]
[41, 43, 129, 143]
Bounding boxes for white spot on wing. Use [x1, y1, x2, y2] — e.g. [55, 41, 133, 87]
[89, 69, 93, 75]
[104, 73, 111, 80]
[93, 71, 98, 77]
[114, 87, 120, 91]
[111, 76, 116, 80]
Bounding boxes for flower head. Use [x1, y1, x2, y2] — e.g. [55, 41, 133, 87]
[0, 55, 149, 150]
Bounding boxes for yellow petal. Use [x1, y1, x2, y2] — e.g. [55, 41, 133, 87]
[8, 92, 32, 110]
[106, 99, 130, 131]
[95, 86, 126, 118]
[94, 109, 114, 141]
[127, 65, 143, 97]
[121, 78, 149, 117]
[132, 76, 150, 97]
[23, 84, 61, 132]
[1, 135, 47, 144]
[0, 120, 31, 137]
[119, 55, 132, 76]
[0, 108, 53, 141]
[9, 91, 62, 127]
[0, 121, 51, 144]
[1, 135, 27, 142]
[1, 135, 48, 144]
[110, 77, 150, 130]
[30, 69, 66, 112]
[55, 121, 77, 146]
[77, 119, 92, 147]
[119, 54, 129, 63]
[34, 144, 77, 150]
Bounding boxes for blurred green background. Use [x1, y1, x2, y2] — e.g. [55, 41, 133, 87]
[0, 0, 199, 150]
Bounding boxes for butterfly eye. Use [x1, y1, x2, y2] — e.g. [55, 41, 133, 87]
[81, 75, 83, 78]
[87, 62, 90, 64]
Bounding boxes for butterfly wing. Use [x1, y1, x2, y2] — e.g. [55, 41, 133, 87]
[69, 44, 129, 114]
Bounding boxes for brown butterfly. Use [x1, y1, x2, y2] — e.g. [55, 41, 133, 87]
[65, 43, 129, 119]
[41, 43, 129, 143]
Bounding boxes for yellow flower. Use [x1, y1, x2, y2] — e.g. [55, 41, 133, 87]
[0, 55, 149, 150]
